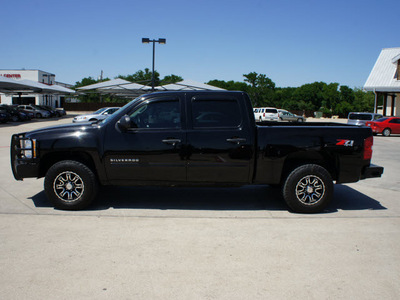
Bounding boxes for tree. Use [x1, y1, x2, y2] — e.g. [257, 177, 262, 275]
[160, 74, 183, 85]
[243, 72, 275, 107]
[118, 68, 160, 86]
[207, 79, 249, 91]
[292, 82, 326, 111]
[353, 88, 374, 112]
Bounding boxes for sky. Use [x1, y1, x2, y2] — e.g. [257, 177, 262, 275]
[1, 0, 399, 88]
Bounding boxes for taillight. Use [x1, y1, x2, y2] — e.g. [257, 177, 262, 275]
[363, 136, 373, 160]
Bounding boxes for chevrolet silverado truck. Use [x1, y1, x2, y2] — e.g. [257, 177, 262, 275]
[11, 91, 384, 213]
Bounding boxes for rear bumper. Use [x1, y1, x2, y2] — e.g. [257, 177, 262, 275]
[361, 164, 384, 179]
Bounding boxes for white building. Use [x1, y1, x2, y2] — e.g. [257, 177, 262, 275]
[0, 69, 66, 107]
[364, 47, 400, 116]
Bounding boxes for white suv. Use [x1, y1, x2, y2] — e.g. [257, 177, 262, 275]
[254, 107, 279, 121]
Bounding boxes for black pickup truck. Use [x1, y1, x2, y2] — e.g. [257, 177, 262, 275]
[11, 91, 383, 213]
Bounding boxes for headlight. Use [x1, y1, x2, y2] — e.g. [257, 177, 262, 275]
[21, 139, 37, 159]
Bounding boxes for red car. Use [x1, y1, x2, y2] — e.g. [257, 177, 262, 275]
[366, 117, 400, 136]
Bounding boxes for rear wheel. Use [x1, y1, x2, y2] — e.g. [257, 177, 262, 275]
[297, 118, 303, 122]
[382, 128, 391, 137]
[44, 160, 98, 210]
[283, 164, 333, 213]
[36, 113, 42, 118]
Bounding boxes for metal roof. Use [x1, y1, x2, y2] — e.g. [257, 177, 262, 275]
[0, 76, 75, 94]
[76, 79, 226, 98]
[76, 78, 131, 90]
[159, 79, 225, 91]
[364, 47, 400, 92]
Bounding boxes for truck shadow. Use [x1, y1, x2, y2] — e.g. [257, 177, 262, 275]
[30, 184, 386, 213]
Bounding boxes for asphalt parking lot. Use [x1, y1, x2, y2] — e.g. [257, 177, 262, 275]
[0, 116, 399, 299]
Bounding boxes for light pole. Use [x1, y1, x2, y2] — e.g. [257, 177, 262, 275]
[142, 38, 166, 91]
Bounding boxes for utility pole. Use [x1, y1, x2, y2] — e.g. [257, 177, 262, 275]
[142, 38, 166, 91]
[99, 70, 103, 103]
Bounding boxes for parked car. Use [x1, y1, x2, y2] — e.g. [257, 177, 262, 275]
[366, 117, 400, 136]
[11, 105, 34, 119]
[18, 105, 51, 118]
[72, 107, 120, 123]
[37, 105, 57, 117]
[0, 104, 30, 122]
[254, 107, 279, 121]
[0, 109, 11, 123]
[278, 109, 305, 122]
[347, 112, 383, 126]
[55, 108, 66, 117]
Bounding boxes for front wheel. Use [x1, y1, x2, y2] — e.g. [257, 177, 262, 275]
[44, 160, 98, 210]
[282, 164, 333, 213]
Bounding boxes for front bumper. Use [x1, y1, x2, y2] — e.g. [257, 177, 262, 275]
[10, 134, 40, 180]
[361, 164, 384, 179]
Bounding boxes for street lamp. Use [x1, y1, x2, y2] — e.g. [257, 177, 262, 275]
[142, 38, 166, 91]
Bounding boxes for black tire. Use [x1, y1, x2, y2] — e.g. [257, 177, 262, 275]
[297, 118, 303, 122]
[44, 160, 98, 210]
[36, 113, 42, 118]
[282, 164, 333, 213]
[11, 115, 19, 122]
[382, 128, 391, 137]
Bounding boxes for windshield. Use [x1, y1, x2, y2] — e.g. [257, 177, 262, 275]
[375, 117, 388, 122]
[93, 107, 108, 114]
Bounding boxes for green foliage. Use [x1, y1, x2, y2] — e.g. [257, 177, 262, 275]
[117, 68, 160, 86]
[207, 80, 249, 91]
[243, 72, 275, 107]
[160, 74, 183, 85]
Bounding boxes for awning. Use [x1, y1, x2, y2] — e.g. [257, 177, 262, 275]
[159, 79, 226, 91]
[0, 76, 75, 95]
[0, 76, 42, 93]
[76, 78, 131, 90]
[75, 78, 225, 98]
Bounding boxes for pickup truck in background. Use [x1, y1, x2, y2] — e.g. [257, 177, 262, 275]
[11, 91, 384, 213]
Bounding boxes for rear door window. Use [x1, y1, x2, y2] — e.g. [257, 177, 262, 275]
[348, 113, 373, 121]
[191, 98, 242, 128]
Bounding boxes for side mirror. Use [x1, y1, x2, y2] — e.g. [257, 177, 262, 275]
[117, 115, 131, 131]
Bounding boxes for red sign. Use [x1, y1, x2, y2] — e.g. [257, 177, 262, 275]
[0, 74, 21, 78]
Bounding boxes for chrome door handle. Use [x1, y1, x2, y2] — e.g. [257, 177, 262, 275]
[162, 139, 181, 145]
[226, 138, 246, 144]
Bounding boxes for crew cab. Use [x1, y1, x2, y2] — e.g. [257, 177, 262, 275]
[11, 91, 384, 213]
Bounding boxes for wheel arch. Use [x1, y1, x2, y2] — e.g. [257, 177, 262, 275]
[280, 151, 337, 184]
[39, 151, 97, 179]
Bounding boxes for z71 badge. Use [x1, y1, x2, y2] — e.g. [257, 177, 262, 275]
[336, 139, 354, 147]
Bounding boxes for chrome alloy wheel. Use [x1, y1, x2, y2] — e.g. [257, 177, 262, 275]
[53, 171, 85, 202]
[295, 175, 325, 205]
